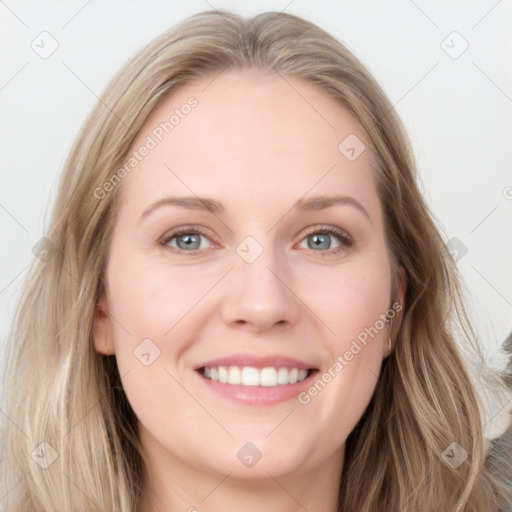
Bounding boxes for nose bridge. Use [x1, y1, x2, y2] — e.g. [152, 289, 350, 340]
[236, 233, 288, 299]
[220, 233, 300, 330]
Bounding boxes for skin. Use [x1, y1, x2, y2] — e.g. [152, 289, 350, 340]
[93, 68, 405, 512]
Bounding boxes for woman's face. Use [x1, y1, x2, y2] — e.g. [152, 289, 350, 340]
[93, 69, 404, 484]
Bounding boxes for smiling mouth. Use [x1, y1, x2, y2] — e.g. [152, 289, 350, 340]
[197, 366, 318, 387]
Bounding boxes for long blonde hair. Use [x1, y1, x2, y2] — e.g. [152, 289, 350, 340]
[0, 10, 497, 511]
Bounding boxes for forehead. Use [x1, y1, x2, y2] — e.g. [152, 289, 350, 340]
[118, 68, 380, 220]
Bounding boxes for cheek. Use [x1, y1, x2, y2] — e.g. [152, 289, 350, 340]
[106, 254, 213, 339]
[104, 253, 228, 409]
[295, 259, 391, 423]
[103, 259, 204, 428]
[299, 257, 392, 346]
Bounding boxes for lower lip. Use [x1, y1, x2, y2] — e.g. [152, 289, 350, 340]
[195, 370, 318, 405]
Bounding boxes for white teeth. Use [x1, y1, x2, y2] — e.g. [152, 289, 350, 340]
[241, 367, 260, 386]
[228, 366, 241, 385]
[202, 366, 310, 386]
[277, 367, 289, 384]
[218, 366, 228, 383]
[260, 367, 277, 387]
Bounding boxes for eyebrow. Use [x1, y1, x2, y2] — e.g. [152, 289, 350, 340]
[140, 196, 223, 218]
[140, 194, 370, 221]
[295, 195, 370, 220]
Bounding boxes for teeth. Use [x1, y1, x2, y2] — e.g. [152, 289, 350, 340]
[202, 366, 309, 386]
[277, 367, 289, 384]
[260, 367, 277, 387]
[241, 367, 260, 386]
[218, 366, 228, 383]
[228, 366, 241, 385]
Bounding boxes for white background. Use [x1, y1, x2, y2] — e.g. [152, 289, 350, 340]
[1, 0, 511, 375]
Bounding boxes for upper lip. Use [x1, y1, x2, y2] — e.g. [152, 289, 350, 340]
[194, 353, 319, 371]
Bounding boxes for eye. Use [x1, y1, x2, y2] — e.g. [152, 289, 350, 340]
[297, 225, 353, 255]
[159, 224, 353, 256]
[160, 226, 214, 253]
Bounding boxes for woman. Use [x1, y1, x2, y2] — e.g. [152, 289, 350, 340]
[0, 9, 498, 511]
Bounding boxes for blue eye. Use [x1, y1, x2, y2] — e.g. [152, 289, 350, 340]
[304, 233, 338, 250]
[160, 225, 353, 256]
[161, 227, 213, 252]
[174, 233, 203, 250]
[298, 226, 353, 255]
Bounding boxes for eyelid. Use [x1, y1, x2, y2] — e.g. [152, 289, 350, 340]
[300, 224, 353, 244]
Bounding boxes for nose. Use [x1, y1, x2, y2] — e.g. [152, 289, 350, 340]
[220, 245, 301, 333]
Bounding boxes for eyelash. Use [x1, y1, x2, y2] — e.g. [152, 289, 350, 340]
[159, 224, 353, 256]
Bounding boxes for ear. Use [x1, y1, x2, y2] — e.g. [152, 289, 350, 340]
[92, 292, 115, 355]
[389, 266, 407, 345]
